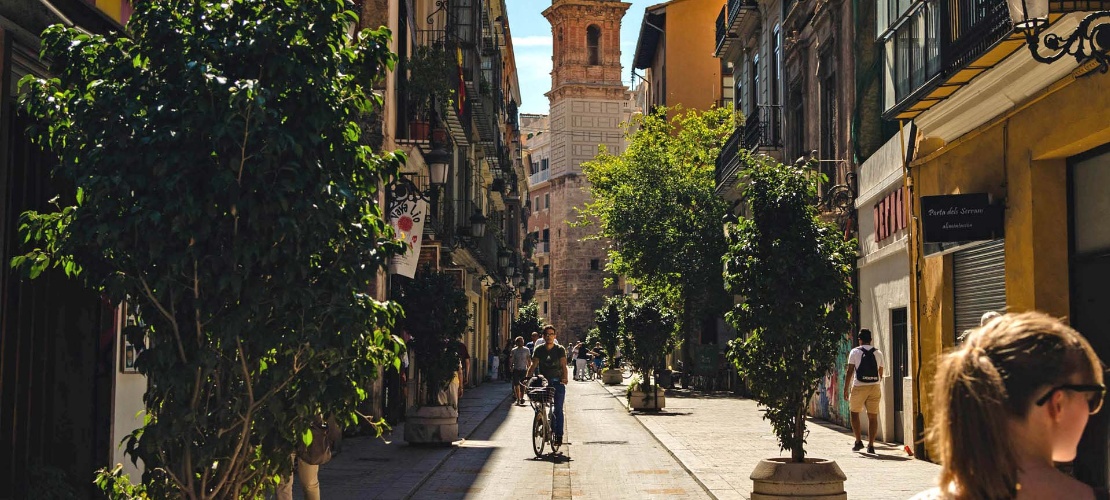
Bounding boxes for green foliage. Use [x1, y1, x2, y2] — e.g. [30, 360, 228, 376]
[620, 297, 678, 394]
[405, 45, 452, 119]
[593, 295, 624, 368]
[580, 107, 735, 354]
[723, 155, 856, 462]
[394, 269, 469, 405]
[16, 1, 404, 497]
[512, 300, 544, 341]
[93, 465, 149, 500]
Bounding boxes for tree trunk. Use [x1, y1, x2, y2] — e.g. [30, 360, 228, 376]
[792, 405, 806, 462]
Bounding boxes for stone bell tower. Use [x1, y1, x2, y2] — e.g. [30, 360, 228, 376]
[541, 0, 631, 344]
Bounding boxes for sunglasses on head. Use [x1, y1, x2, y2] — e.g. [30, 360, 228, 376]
[1035, 384, 1106, 414]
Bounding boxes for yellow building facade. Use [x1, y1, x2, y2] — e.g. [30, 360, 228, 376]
[897, 20, 1110, 484]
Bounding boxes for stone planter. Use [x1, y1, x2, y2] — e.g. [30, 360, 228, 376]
[602, 368, 623, 385]
[749, 458, 847, 500]
[404, 405, 459, 445]
[627, 387, 665, 411]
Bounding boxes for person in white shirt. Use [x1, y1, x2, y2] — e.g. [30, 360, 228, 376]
[843, 329, 884, 454]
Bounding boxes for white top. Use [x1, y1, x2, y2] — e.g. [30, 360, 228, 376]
[848, 345, 885, 387]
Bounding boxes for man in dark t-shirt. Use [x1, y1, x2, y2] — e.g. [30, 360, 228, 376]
[526, 325, 568, 445]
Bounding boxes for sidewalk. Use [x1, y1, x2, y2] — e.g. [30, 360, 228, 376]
[311, 380, 513, 500]
[597, 377, 941, 500]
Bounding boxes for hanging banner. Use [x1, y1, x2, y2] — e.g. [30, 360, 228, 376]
[389, 197, 428, 278]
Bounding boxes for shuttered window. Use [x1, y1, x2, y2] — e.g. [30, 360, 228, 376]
[953, 239, 1006, 340]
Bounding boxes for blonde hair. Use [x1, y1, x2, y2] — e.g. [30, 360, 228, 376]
[929, 312, 1103, 499]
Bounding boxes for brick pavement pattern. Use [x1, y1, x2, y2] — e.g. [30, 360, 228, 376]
[598, 378, 942, 500]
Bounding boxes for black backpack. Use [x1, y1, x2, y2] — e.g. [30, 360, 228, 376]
[855, 347, 880, 383]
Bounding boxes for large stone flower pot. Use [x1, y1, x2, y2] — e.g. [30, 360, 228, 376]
[749, 458, 847, 499]
[602, 369, 624, 385]
[628, 387, 665, 411]
[403, 405, 459, 445]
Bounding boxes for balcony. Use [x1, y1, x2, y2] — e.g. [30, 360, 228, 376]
[881, 0, 1015, 120]
[743, 105, 783, 151]
[713, 0, 759, 58]
[528, 169, 550, 186]
[715, 125, 745, 195]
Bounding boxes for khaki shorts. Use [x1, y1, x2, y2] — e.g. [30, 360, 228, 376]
[849, 384, 881, 414]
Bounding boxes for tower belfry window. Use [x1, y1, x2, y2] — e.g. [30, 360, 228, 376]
[587, 25, 601, 65]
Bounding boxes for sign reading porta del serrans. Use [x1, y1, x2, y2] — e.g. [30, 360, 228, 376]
[389, 197, 427, 278]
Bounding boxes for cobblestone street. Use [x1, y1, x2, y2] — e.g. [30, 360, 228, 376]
[306, 376, 942, 499]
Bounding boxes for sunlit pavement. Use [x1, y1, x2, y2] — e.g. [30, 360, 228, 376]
[305, 376, 940, 499]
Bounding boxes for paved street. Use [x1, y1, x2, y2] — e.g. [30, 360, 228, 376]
[305, 375, 941, 499]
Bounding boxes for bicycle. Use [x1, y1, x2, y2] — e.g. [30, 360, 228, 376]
[526, 380, 561, 456]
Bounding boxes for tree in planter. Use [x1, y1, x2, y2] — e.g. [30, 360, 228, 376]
[723, 154, 856, 462]
[621, 297, 678, 397]
[14, 1, 404, 497]
[579, 107, 735, 368]
[593, 295, 624, 369]
[512, 300, 544, 341]
[394, 269, 469, 406]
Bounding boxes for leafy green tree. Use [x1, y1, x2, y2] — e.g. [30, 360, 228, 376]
[15, 1, 403, 497]
[580, 106, 734, 363]
[511, 300, 544, 341]
[593, 295, 624, 369]
[723, 155, 856, 462]
[621, 297, 678, 394]
[394, 270, 469, 405]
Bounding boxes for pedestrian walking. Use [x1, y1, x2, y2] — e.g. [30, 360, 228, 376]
[911, 312, 1106, 500]
[525, 331, 541, 354]
[843, 328, 884, 454]
[575, 342, 591, 381]
[570, 342, 581, 380]
[510, 336, 531, 405]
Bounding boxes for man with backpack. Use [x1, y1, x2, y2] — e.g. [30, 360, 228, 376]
[843, 328, 884, 454]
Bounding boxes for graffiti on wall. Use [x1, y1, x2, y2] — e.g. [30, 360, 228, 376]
[808, 331, 853, 427]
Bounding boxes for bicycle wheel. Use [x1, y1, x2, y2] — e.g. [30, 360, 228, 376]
[548, 408, 561, 453]
[532, 410, 546, 457]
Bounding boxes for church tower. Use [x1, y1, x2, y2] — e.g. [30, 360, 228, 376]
[539, 0, 631, 343]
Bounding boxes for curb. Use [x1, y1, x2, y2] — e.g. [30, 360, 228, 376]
[595, 379, 719, 500]
[402, 390, 512, 499]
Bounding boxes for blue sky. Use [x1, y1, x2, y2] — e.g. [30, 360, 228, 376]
[505, 0, 658, 115]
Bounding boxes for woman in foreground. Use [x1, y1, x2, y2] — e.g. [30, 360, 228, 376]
[913, 312, 1105, 500]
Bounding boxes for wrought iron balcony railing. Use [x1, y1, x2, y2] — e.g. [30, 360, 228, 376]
[882, 0, 1013, 118]
[714, 0, 758, 57]
[715, 125, 745, 193]
[743, 105, 784, 151]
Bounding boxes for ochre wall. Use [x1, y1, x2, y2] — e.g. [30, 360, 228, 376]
[663, 0, 724, 113]
[909, 70, 1110, 457]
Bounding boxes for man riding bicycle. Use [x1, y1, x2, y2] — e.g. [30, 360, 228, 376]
[525, 325, 568, 446]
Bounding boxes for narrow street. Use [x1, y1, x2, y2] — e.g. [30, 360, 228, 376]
[408, 379, 709, 499]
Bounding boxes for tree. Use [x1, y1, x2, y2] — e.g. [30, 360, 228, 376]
[580, 106, 735, 364]
[723, 155, 856, 463]
[15, 1, 404, 497]
[511, 300, 544, 342]
[593, 295, 624, 368]
[621, 297, 678, 395]
[394, 270, 469, 406]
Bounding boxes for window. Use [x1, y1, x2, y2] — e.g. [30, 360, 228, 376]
[750, 53, 760, 110]
[819, 70, 837, 195]
[590, 259, 600, 271]
[587, 25, 601, 65]
[542, 228, 550, 242]
[788, 82, 805, 161]
[540, 158, 549, 171]
[535, 196, 540, 209]
[544, 193, 550, 209]
[543, 301, 548, 314]
[772, 27, 781, 106]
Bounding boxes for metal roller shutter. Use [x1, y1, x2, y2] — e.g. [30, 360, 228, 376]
[954, 239, 1006, 337]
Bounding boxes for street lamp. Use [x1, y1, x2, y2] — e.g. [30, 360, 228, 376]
[470, 210, 487, 238]
[425, 145, 451, 186]
[1007, 0, 1110, 71]
[497, 248, 512, 269]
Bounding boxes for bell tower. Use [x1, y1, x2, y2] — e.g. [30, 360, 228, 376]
[543, 0, 631, 100]
[539, 0, 631, 344]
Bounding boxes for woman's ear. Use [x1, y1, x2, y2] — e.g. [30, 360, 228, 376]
[1046, 390, 1067, 422]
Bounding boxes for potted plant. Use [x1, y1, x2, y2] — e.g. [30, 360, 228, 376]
[395, 268, 470, 445]
[593, 296, 626, 385]
[406, 45, 452, 139]
[621, 296, 677, 410]
[723, 155, 856, 498]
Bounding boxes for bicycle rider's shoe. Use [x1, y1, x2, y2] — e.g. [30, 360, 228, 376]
[553, 435, 562, 447]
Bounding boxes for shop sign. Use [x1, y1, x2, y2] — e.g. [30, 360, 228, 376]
[921, 193, 1003, 243]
